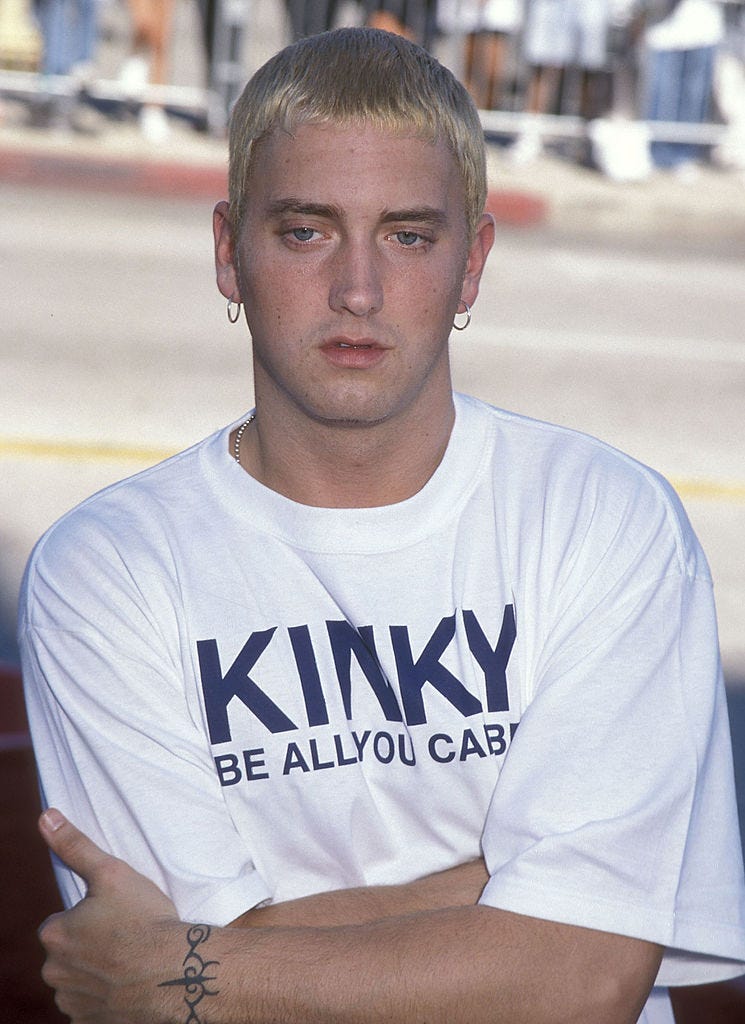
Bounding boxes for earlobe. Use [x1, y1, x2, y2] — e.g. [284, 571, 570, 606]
[213, 200, 240, 302]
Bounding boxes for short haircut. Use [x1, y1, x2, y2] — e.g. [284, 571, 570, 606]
[228, 27, 487, 241]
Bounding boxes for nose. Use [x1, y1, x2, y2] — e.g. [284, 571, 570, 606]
[328, 239, 384, 318]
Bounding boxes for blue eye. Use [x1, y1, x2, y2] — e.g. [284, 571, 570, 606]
[396, 231, 421, 246]
[291, 227, 316, 242]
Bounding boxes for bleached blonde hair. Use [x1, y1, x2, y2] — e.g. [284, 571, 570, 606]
[228, 27, 487, 241]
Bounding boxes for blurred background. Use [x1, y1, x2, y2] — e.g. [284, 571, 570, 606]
[1, 0, 744, 1019]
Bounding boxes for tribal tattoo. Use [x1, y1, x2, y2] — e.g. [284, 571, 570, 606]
[158, 924, 220, 1024]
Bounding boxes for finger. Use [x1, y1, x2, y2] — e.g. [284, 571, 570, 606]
[39, 808, 113, 886]
[37, 910, 67, 956]
[37, 910, 64, 938]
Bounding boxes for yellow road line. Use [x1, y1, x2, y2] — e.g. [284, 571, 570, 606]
[674, 479, 745, 502]
[0, 437, 174, 464]
[1, 436, 745, 503]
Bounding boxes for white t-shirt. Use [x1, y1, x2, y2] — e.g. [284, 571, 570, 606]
[437, 0, 524, 35]
[20, 394, 745, 1018]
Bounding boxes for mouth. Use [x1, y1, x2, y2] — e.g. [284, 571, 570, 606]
[321, 337, 388, 368]
[324, 337, 382, 350]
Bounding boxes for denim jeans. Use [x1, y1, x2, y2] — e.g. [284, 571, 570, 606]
[34, 0, 98, 76]
[645, 45, 717, 167]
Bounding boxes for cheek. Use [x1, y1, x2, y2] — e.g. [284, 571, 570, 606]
[248, 258, 325, 316]
[242, 272, 283, 323]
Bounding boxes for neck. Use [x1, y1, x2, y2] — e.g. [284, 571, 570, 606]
[235, 396, 456, 509]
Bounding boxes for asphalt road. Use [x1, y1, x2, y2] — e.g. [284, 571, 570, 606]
[2, 181, 743, 646]
[1, 180, 744, 833]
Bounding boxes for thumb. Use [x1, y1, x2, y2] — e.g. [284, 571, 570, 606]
[39, 808, 112, 888]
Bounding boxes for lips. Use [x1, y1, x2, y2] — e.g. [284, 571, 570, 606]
[323, 336, 381, 350]
[321, 337, 388, 368]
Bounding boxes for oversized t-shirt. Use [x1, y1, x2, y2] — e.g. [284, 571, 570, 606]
[19, 393, 745, 1017]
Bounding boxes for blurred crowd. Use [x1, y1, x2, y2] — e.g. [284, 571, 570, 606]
[453, 0, 745, 179]
[1, 0, 744, 177]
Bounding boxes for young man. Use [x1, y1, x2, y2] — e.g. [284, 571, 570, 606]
[21, 27, 745, 1024]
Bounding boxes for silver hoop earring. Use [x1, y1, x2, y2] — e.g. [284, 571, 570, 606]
[453, 301, 471, 331]
[227, 298, 241, 324]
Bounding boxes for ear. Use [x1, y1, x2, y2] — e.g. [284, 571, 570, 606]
[460, 213, 495, 310]
[213, 200, 240, 302]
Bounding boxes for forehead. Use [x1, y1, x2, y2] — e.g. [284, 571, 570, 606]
[244, 122, 466, 221]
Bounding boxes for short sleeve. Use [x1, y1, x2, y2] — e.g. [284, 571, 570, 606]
[19, 521, 272, 926]
[479, 566, 745, 984]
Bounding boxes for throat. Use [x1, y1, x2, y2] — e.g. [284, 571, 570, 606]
[246, 415, 454, 509]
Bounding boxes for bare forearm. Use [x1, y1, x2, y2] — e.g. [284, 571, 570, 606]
[162, 905, 661, 1024]
[35, 815, 661, 1024]
[231, 858, 489, 928]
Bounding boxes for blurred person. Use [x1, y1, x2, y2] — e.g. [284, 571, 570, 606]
[284, 0, 343, 40]
[195, 0, 250, 131]
[643, 0, 724, 176]
[364, 0, 439, 46]
[713, 0, 745, 169]
[33, 0, 97, 78]
[196, 0, 217, 75]
[119, 0, 175, 142]
[588, 0, 656, 181]
[31, 0, 100, 130]
[438, 0, 524, 110]
[20, 26, 745, 1024]
[510, 0, 613, 163]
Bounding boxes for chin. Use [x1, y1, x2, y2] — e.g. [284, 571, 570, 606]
[299, 390, 397, 428]
[309, 409, 389, 429]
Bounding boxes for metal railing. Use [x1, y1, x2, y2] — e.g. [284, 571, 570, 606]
[0, 0, 741, 150]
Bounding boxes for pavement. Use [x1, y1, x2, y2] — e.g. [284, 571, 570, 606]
[0, 105, 743, 264]
[2, 90, 745, 251]
[2, 0, 745, 242]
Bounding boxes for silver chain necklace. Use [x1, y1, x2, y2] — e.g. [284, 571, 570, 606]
[233, 412, 256, 464]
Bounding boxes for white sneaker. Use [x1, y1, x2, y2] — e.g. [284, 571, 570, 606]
[119, 55, 149, 96]
[139, 104, 170, 144]
[672, 160, 701, 184]
[714, 126, 745, 171]
[509, 128, 543, 166]
[589, 119, 652, 182]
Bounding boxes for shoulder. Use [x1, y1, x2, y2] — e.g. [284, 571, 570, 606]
[459, 394, 709, 583]
[19, 429, 225, 628]
[35, 444, 194, 547]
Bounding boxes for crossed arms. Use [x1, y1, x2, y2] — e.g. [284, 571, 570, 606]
[38, 809, 662, 1024]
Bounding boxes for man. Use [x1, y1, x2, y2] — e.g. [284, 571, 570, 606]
[21, 27, 745, 1024]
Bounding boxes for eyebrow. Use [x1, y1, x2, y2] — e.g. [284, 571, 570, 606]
[265, 198, 449, 227]
[383, 207, 449, 228]
[266, 199, 343, 220]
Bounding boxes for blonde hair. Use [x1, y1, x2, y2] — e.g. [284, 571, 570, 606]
[228, 27, 487, 241]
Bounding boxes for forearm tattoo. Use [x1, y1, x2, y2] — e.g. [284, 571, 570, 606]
[158, 924, 220, 1023]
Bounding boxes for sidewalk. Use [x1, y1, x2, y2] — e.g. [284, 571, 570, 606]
[2, 90, 745, 246]
[2, 0, 745, 244]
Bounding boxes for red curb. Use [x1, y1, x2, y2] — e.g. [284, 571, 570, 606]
[0, 146, 228, 199]
[0, 146, 547, 224]
[486, 188, 548, 227]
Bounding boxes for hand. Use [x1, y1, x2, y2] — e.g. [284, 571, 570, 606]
[38, 809, 183, 1024]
